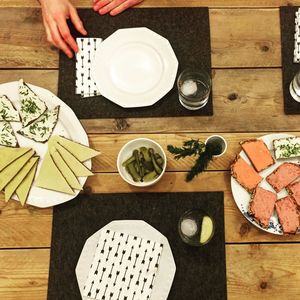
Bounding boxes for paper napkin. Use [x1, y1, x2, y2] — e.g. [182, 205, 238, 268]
[75, 37, 102, 98]
[294, 8, 300, 63]
[83, 229, 163, 300]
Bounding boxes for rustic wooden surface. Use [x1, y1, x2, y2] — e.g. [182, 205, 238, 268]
[1, 1, 300, 299]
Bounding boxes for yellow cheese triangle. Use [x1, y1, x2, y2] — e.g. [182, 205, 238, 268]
[0, 150, 35, 190]
[4, 156, 39, 202]
[50, 148, 82, 190]
[0, 147, 31, 172]
[50, 135, 100, 162]
[16, 161, 38, 206]
[35, 152, 74, 195]
[55, 143, 94, 177]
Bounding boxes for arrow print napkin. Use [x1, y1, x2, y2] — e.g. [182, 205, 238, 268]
[83, 229, 163, 300]
[75, 37, 102, 98]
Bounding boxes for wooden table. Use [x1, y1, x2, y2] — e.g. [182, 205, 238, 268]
[1, 1, 300, 299]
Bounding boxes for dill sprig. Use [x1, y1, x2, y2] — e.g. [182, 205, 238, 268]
[167, 139, 222, 182]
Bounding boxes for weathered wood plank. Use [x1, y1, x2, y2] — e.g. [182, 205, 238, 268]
[2, 68, 299, 133]
[0, 249, 49, 300]
[2, 0, 300, 8]
[1, 171, 300, 248]
[0, 8, 281, 68]
[1, 244, 300, 299]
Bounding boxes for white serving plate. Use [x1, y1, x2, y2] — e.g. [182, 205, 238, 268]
[76, 220, 176, 300]
[231, 133, 300, 235]
[91, 27, 178, 108]
[0, 81, 89, 208]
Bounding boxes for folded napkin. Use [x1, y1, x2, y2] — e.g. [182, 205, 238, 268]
[294, 8, 300, 63]
[83, 229, 163, 300]
[75, 37, 102, 98]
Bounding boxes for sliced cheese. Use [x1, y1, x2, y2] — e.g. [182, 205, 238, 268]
[0, 150, 34, 190]
[35, 152, 74, 195]
[50, 135, 100, 162]
[0, 95, 20, 122]
[0, 147, 31, 171]
[19, 79, 47, 127]
[16, 161, 38, 206]
[55, 143, 94, 177]
[4, 156, 39, 201]
[50, 148, 82, 190]
[17, 106, 60, 143]
[0, 121, 18, 147]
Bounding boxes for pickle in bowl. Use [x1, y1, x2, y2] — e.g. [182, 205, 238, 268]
[122, 147, 164, 182]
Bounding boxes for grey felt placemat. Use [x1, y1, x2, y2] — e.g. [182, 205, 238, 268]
[58, 8, 213, 119]
[280, 6, 300, 114]
[47, 192, 226, 300]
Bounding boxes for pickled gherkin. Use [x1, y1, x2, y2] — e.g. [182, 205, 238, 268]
[122, 146, 164, 182]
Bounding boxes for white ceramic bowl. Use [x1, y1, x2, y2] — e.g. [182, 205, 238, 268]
[117, 138, 167, 187]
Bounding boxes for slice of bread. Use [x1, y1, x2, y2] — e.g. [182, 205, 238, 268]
[249, 187, 277, 228]
[275, 196, 300, 234]
[231, 155, 263, 193]
[240, 139, 275, 172]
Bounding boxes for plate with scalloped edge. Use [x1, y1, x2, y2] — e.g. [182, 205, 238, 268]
[231, 133, 300, 235]
[0, 81, 90, 208]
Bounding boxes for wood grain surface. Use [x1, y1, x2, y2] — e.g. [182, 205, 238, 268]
[1, 2, 300, 299]
[1, 244, 300, 300]
[0, 8, 281, 68]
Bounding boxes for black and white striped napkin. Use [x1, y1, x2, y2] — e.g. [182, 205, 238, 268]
[83, 229, 163, 300]
[75, 37, 102, 98]
[294, 8, 300, 63]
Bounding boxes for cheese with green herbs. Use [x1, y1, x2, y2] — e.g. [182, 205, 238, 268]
[0, 121, 18, 147]
[273, 137, 300, 159]
[17, 106, 60, 143]
[19, 79, 47, 127]
[0, 95, 20, 121]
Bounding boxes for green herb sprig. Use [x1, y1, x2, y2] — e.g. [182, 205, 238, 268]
[167, 139, 222, 182]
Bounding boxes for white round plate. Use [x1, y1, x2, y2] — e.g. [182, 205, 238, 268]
[91, 27, 178, 108]
[76, 220, 176, 300]
[231, 133, 300, 235]
[0, 81, 89, 208]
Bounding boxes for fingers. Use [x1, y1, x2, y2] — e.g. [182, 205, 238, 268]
[69, 5, 87, 36]
[48, 20, 73, 58]
[96, 0, 143, 16]
[93, 0, 111, 11]
[56, 16, 79, 53]
[110, 0, 143, 16]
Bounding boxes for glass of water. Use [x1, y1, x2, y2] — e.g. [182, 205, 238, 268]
[178, 209, 215, 247]
[290, 70, 300, 102]
[177, 69, 211, 110]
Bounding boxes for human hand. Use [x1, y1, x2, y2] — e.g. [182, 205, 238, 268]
[40, 0, 87, 58]
[93, 0, 143, 16]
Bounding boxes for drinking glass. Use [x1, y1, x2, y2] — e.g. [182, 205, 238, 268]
[290, 70, 300, 102]
[178, 209, 215, 247]
[177, 69, 211, 110]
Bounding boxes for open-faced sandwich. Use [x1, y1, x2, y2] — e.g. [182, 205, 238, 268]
[287, 181, 300, 208]
[273, 137, 300, 159]
[266, 162, 300, 193]
[249, 187, 277, 228]
[240, 139, 275, 172]
[275, 196, 300, 234]
[231, 155, 263, 192]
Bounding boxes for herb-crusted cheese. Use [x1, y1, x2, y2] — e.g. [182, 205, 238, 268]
[0, 121, 18, 147]
[17, 106, 60, 143]
[273, 137, 300, 159]
[0, 95, 20, 122]
[19, 79, 47, 127]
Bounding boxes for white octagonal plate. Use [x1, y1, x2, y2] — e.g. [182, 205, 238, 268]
[76, 220, 176, 300]
[91, 27, 179, 108]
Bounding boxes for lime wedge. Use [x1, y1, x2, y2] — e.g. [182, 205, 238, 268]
[200, 216, 213, 244]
